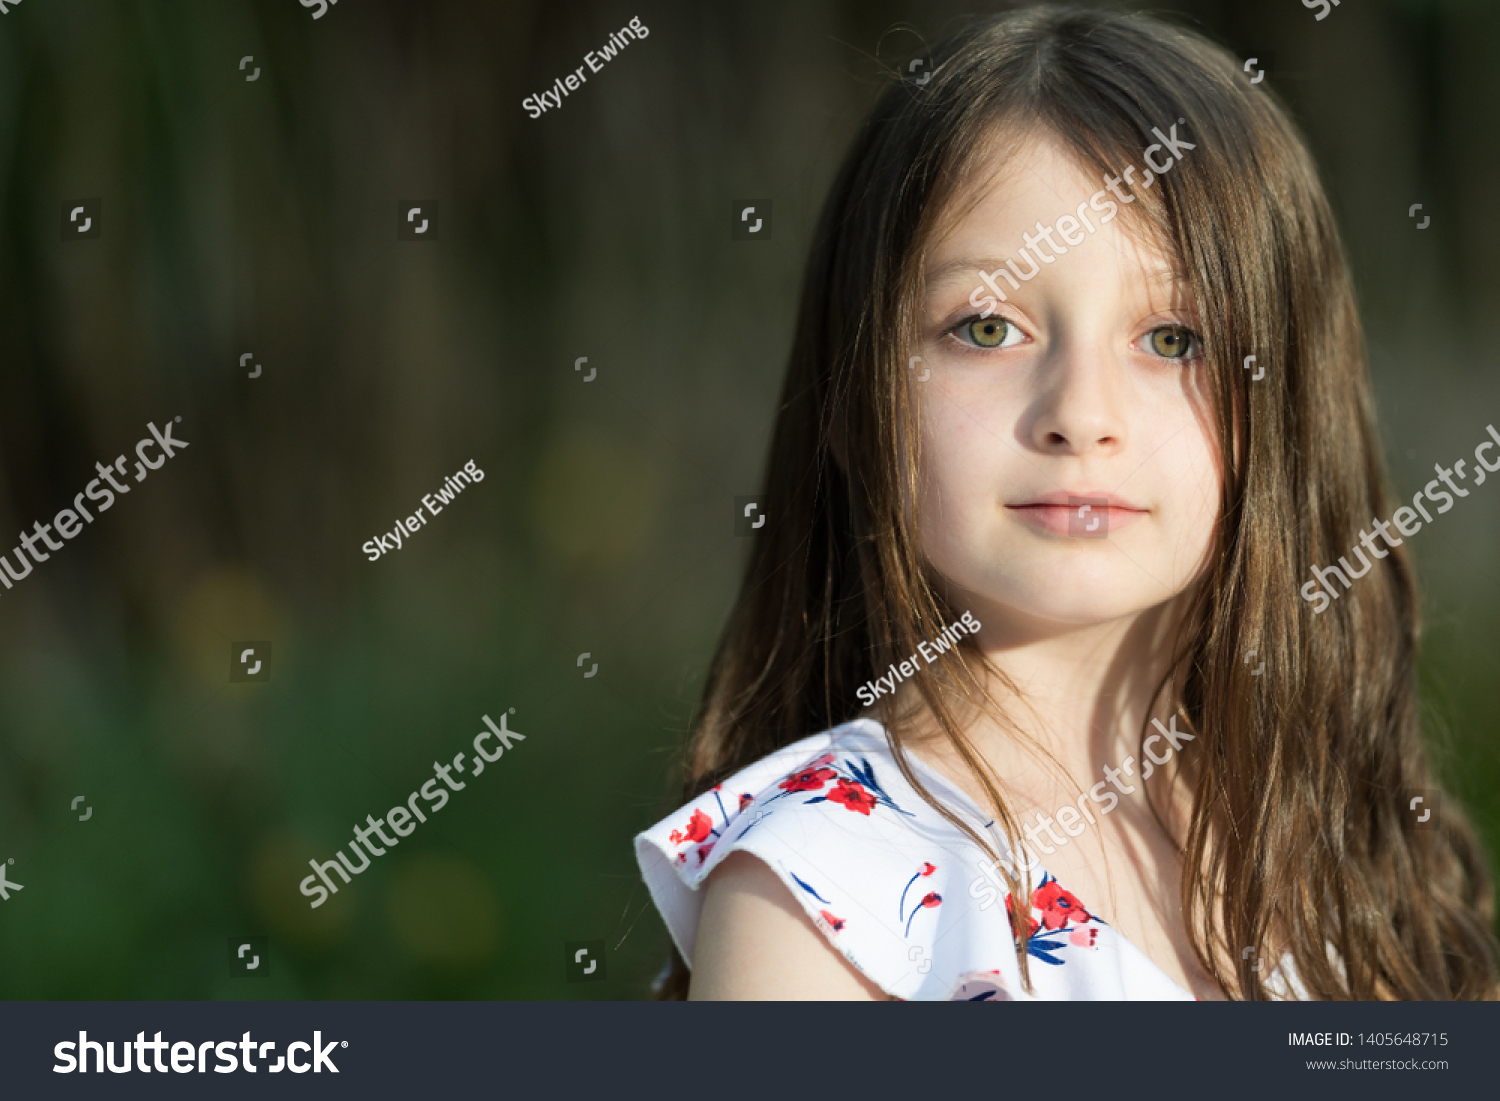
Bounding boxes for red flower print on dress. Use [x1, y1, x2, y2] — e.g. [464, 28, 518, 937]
[1033, 879, 1090, 930]
[819, 910, 846, 933]
[1006, 874, 1097, 966]
[899, 862, 939, 921]
[1006, 893, 1041, 939]
[826, 778, 878, 815]
[771, 752, 916, 817]
[696, 843, 715, 866]
[904, 891, 941, 936]
[738, 793, 755, 811]
[668, 807, 714, 846]
[780, 766, 836, 793]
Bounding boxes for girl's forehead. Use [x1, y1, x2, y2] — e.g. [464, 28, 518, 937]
[923, 130, 1186, 301]
[932, 131, 1095, 234]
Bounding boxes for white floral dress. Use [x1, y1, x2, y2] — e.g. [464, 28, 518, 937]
[635, 718, 1309, 1000]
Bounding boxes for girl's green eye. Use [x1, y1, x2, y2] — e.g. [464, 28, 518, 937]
[1149, 326, 1197, 359]
[968, 318, 1009, 347]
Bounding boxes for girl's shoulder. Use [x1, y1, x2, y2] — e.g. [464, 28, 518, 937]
[637, 717, 991, 999]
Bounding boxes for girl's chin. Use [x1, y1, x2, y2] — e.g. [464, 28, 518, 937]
[928, 547, 1187, 625]
[972, 585, 1169, 630]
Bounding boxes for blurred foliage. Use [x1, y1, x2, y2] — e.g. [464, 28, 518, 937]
[0, 0, 1495, 999]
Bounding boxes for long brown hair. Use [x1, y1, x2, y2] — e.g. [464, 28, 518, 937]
[656, 4, 1498, 1000]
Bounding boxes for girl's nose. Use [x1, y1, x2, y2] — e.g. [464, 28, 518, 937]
[1026, 344, 1127, 456]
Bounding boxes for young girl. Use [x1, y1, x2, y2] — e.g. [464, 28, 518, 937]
[635, 5, 1498, 1000]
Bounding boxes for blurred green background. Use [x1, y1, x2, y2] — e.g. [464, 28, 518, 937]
[0, 0, 1495, 999]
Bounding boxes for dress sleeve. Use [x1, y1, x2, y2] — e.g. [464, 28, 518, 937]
[633, 733, 837, 973]
[634, 727, 1022, 1000]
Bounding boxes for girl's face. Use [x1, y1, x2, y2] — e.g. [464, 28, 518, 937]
[916, 131, 1221, 633]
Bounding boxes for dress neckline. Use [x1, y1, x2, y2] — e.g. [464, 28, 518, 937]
[844, 716, 1203, 1001]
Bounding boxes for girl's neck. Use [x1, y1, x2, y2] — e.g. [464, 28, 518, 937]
[896, 592, 1193, 808]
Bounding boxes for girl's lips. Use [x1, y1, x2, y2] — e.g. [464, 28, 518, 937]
[1005, 503, 1147, 536]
